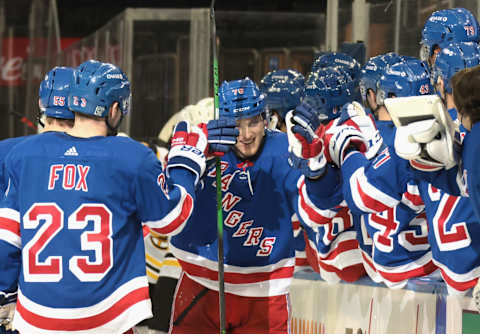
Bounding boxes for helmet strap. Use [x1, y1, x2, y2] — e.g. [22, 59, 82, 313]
[105, 112, 124, 136]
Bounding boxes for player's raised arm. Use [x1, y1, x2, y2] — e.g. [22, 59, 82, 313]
[138, 120, 208, 236]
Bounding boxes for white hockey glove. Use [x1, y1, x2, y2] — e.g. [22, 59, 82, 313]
[394, 119, 457, 171]
[337, 102, 384, 159]
[286, 108, 327, 179]
[323, 117, 368, 167]
[166, 120, 207, 185]
[0, 302, 15, 331]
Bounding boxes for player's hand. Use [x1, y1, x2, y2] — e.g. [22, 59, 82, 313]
[323, 118, 368, 167]
[286, 107, 327, 179]
[394, 119, 457, 171]
[167, 120, 207, 185]
[202, 118, 238, 156]
[336, 102, 383, 159]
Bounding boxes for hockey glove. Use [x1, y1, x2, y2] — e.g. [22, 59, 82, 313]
[337, 102, 383, 159]
[166, 120, 207, 185]
[324, 118, 368, 167]
[394, 119, 457, 171]
[204, 118, 238, 156]
[286, 110, 327, 179]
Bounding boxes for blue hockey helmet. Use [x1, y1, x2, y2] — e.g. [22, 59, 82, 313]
[259, 69, 305, 120]
[312, 52, 361, 81]
[420, 8, 480, 63]
[381, 52, 404, 66]
[219, 77, 266, 119]
[432, 42, 480, 94]
[39, 66, 75, 120]
[376, 57, 433, 106]
[303, 67, 355, 122]
[68, 59, 131, 118]
[359, 52, 403, 102]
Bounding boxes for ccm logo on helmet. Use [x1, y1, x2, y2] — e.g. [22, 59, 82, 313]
[234, 106, 250, 113]
[106, 74, 123, 79]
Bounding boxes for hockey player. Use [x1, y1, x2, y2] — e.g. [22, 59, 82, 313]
[452, 65, 480, 307]
[0, 66, 76, 194]
[294, 57, 438, 288]
[290, 67, 368, 283]
[357, 57, 436, 288]
[432, 42, 480, 116]
[296, 52, 480, 292]
[364, 49, 480, 293]
[311, 52, 361, 82]
[168, 77, 335, 333]
[258, 69, 309, 273]
[420, 7, 479, 67]
[259, 69, 305, 132]
[0, 59, 207, 333]
[0, 66, 77, 333]
[311, 52, 362, 101]
[139, 98, 216, 334]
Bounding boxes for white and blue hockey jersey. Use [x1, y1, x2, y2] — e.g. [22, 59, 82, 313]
[0, 131, 197, 334]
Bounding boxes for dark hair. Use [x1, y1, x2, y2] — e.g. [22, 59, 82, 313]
[452, 65, 480, 125]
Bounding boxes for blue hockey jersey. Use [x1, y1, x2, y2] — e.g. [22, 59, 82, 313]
[463, 122, 480, 222]
[0, 136, 29, 194]
[419, 182, 480, 294]
[171, 130, 316, 297]
[0, 131, 197, 334]
[0, 135, 28, 311]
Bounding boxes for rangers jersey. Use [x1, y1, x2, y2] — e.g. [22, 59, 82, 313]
[419, 182, 480, 294]
[171, 130, 328, 297]
[0, 131, 196, 334]
[0, 136, 28, 309]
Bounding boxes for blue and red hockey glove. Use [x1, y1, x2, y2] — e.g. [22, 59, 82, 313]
[286, 101, 327, 179]
[166, 120, 207, 185]
[200, 118, 238, 156]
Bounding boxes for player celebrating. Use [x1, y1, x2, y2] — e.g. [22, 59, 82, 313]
[168, 77, 332, 333]
[0, 66, 77, 334]
[289, 67, 367, 283]
[258, 69, 309, 272]
[0, 59, 206, 333]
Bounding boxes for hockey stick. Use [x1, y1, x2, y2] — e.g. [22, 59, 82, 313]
[9, 109, 38, 131]
[210, 1, 227, 333]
